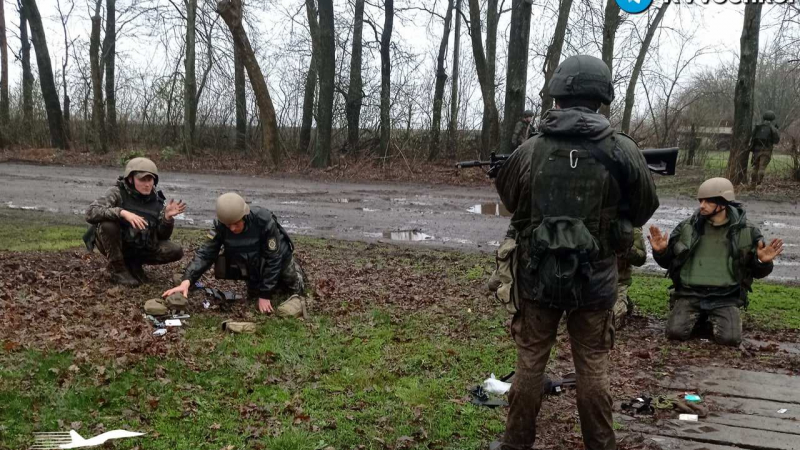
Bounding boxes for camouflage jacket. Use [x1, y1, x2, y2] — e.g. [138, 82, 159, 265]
[182, 206, 293, 299]
[618, 227, 647, 286]
[85, 177, 174, 244]
[511, 120, 531, 149]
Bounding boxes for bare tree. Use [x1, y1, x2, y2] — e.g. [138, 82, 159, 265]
[0, 0, 9, 129]
[234, 44, 246, 151]
[539, 0, 574, 119]
[217, 0, 281, 164]
[500, 0, 531, 154]
[379, 0, 394, 158]
[467, 0, 500, 158]
[621, 2, 669, 133]
[90, 0, 108, 152]
[104, 0, 116, 142]
[56, 0, 75, 142]
[345, 0, 365, 154]
[300, 0, 319, 154]
[427, 0, 454, 160]
[313, 0, 334, 167]
[184, 0, 197, 152]
[726, 3, 763, 185]
[599, 0, 620, 118]
[19, 1, 33, 126]
[21, 0, 69, 149]
[446, 0, 461, 156]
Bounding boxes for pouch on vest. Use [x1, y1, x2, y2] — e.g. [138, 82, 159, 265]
[491, 237, 519, 314]
[528, 217, 599, 309]
[753, 124, 772, 143]
[214, 253, 249, 280]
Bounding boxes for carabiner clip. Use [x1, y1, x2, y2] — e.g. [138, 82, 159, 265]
[569, 150, 579, 169]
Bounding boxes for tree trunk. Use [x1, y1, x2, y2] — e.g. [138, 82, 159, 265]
[379, 0, 393, 158]
[19, 3, 33, 127]
[726, 3, 762, 185]
[217, 0, 281, 164]
[446, 0, 461, 157]
[539, 0, 573, 119]
[500, 0, 531, 154]
[312, 0, 334, 168]
[0, 0, 8, 126]
[22, 0, 68, 149]
[184, 0, 197, 153]
[299, 54, 315, 153]
[300, 0, 319, 154]
[345, 0, 364, 154]
[427, 0, 454, 161]
[90, 0, 107, 153]
[104, 0, 116, 142]
[234, 44, 247, 151]
[599, 0, 620, 118]
[467, 0, 499, 158]
[621, 2, 669, 133]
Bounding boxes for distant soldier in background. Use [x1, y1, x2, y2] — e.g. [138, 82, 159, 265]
[511, 110, 535, 149]
[749, 110, 780, 187]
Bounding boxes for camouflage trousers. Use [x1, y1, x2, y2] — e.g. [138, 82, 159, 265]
[666, 297, 742, 347]
[499, 301, 616, 450]
[612, 284, 633, 331]
[750, 149, 772, 185]
[244, 255, 306, 301]
[95, 221, 183, 268]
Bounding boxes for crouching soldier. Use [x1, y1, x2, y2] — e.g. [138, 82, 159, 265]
[84, 157, 185, 286]
[613, 227, 647, 330]
[649, 177, 784, 346]
[163, 193, 307, 315]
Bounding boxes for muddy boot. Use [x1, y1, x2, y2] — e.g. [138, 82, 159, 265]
[109, 262, 141, 287]
[126, 260, 149, 283]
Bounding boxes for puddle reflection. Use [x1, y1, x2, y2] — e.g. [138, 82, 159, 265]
[468, 203, 511, 217]
[382, 230, 435, 241]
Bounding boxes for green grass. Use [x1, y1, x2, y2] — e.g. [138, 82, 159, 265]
[0, 222, 86, 251]
[0, 308, 515, 449]
[703, 151, 794, 177]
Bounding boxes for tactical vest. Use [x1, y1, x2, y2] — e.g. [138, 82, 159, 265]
[753, 124, 772, 143]
[524, 133, 623, 308]
[214, 217, 263, 280]
[118, 182, 165, 249]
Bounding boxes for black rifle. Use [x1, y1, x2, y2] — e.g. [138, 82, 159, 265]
[456, 147, 679, 178]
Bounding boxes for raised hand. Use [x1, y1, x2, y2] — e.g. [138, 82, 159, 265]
[757, 239, 784, 264]
[648, 225, 668, 254]
[121, 210, 147, 230]
[164, 199, 187, 221]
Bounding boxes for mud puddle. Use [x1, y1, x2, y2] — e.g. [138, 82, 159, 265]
[468, 203, 512, 217]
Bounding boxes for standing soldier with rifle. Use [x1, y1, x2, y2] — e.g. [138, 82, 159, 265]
[749, 110, 780, 187]
[489, 55, 659, 450]
[511, 110, 535, 149]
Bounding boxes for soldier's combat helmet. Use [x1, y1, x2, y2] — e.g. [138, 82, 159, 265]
[216, 192, 250, 225]
[697, 177, 736, 203]
[762, 110, 776, 121]
[523, 110, 534, 118]
[548, 55, 614, 105]
[124, 157, 159, 184]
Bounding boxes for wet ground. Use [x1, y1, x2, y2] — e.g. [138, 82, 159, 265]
[2, 162, 799, 281]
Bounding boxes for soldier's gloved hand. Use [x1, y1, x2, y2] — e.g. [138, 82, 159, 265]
[121, 210, 147, 230]
[165, 199, 187, 221]
[648, 225, 668, 254]
[258, 298, 273, 314]
[163, 280, 190, 299]
[757, 239, 784, 263]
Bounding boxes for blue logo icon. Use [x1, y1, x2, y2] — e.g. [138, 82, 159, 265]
[616, 0, 652, 14]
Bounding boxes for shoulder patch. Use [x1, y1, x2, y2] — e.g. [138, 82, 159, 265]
[268, 238, 277, 251]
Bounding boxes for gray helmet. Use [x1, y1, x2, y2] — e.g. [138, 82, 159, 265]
[523, 110, 534, 118]
[124, 157, 159, 184]
[697, 177, 735, 202]
[548, 55, 614, 105]
[216, 192, 250, 225]
[763, 110, 776, 121]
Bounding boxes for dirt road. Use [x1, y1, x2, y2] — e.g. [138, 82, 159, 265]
[2, 162, 798, 281]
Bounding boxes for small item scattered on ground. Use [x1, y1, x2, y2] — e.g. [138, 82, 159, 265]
[144, 298, 169, 316]
[621, 396, 655, 415]
[152, 329, 167, 337]
[204, 288, 242, 303]
[164, 319, 182, 327]
[778, 408, 788, 414]
[202, 300, 211, 309]
[674, 398, 708, 417]
[144, 314, 166, 328]
[276, 294, 311, 318]
[684, 394, 702, 403]
[469, 385, 508, 408]
[483, 374, 512, 395]
[221, 320, 256, 334]
[542, 372, 576, 396]
[33, 429, 144, 449]
[679, 414, 699, 422]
